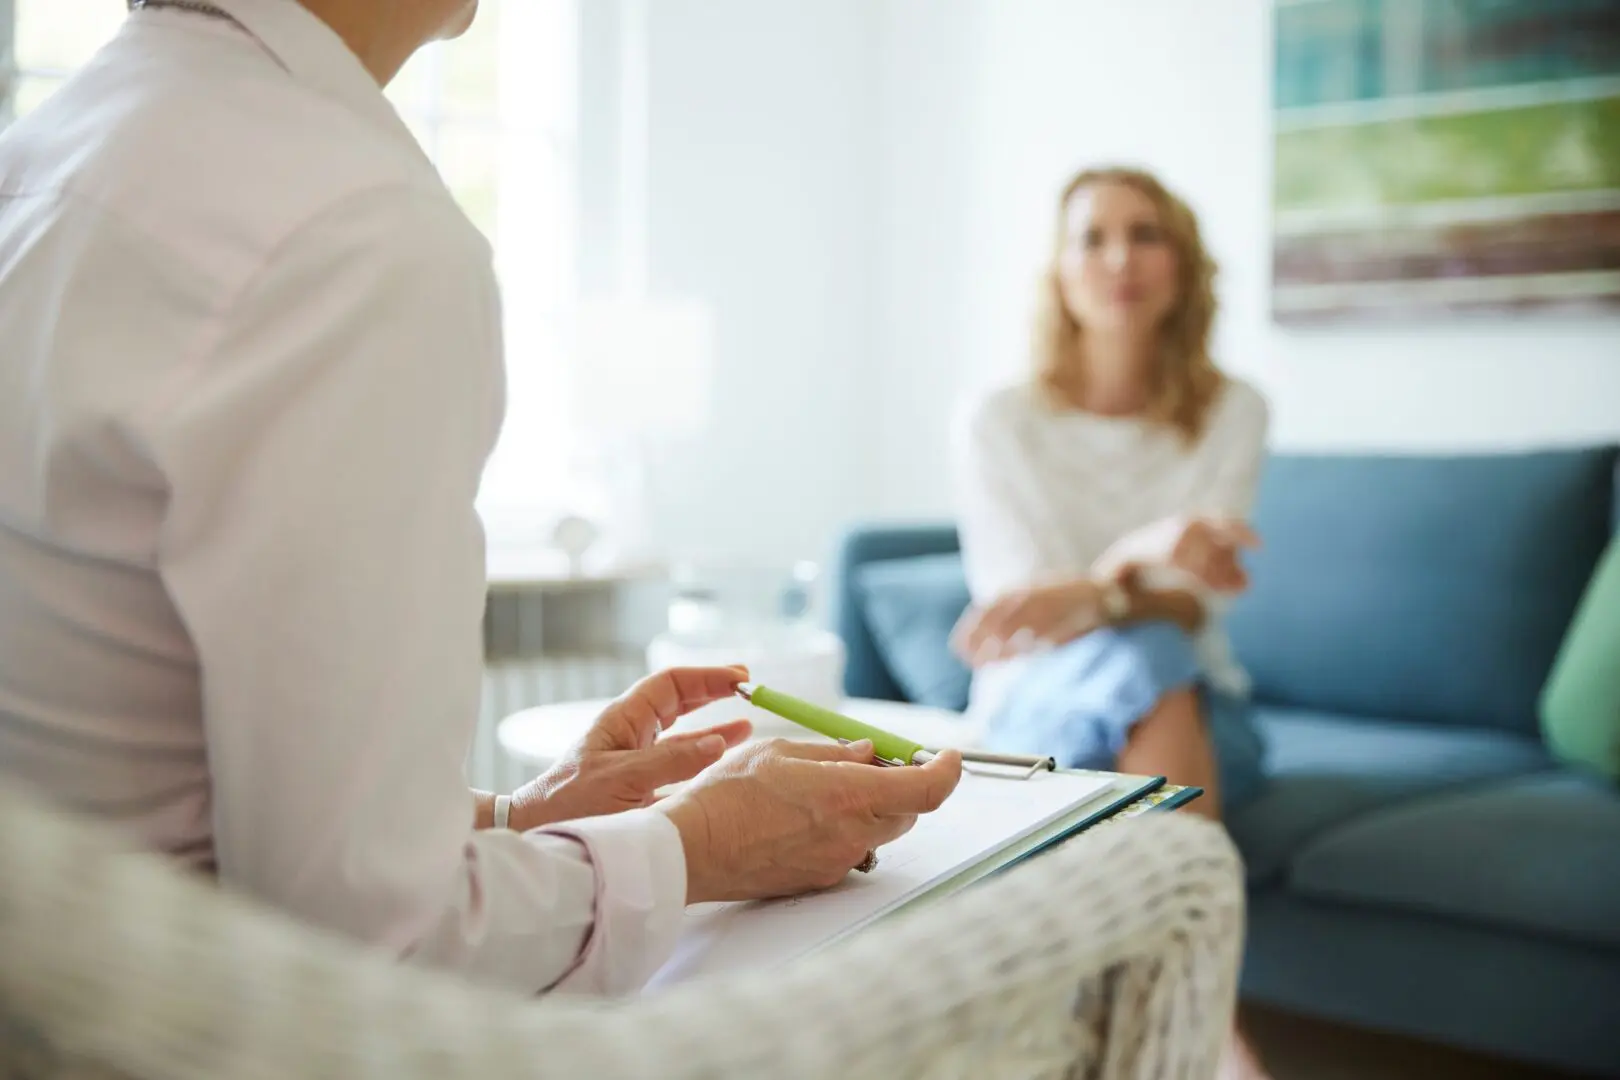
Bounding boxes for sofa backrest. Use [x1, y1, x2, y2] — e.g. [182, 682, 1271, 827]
[1225, 447, 1619, 736]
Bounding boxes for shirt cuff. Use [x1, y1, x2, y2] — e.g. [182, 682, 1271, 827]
[1092, 516, 1184, 576]
[538, 808, 687, 996]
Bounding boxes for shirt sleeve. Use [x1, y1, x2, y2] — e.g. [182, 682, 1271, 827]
[145, 185, 685, 996]
[1090, 381, 1272, 588]
[1197, 380, 1272, 521]
[952, 391, 1066, 603]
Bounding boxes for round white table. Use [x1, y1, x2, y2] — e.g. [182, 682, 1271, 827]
[497, 696, 986, 771]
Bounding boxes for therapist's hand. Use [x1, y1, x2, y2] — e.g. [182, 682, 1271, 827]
[658, 739, 964, 904]
[508, 667, 754, 831]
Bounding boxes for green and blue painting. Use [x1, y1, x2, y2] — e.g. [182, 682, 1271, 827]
[1272, 0, 1620, 319]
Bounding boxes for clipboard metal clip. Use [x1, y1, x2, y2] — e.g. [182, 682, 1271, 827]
[950, 749, 1058, 781]
[902, 747, 1057, 781]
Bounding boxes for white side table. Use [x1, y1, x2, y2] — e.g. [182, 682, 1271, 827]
[498, 696, 987, 772]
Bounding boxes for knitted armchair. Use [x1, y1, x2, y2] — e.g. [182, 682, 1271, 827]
[0, 785, 1243, 1080]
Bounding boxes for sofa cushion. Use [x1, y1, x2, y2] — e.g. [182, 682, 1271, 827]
[853, 554, 972, 711]
[1289, 772, 1620, 952]
[833, 525, 963, 701]
[1225, 447, 1619, 735]
[1227, 706, 1551, 883]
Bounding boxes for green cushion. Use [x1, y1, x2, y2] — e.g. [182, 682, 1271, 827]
[1541, 537, 1620, 780]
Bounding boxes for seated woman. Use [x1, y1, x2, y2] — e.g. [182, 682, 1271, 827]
[0, 0, 960, 999]
[951, 166, 1270, 1077]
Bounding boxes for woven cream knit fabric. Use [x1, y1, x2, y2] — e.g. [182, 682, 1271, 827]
[0, 784, 1244, 1079]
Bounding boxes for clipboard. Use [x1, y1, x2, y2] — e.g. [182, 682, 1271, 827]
[874, 771, 1196, 915]
[645, 767, 1195, 989]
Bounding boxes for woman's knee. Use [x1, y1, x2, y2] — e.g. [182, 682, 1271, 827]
[1098, 620, 1201, 693]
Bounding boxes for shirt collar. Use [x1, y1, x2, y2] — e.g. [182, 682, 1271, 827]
[191, 0, 425, 159]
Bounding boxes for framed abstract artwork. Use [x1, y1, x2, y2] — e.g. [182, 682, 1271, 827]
[1271, 0, 1620, 321]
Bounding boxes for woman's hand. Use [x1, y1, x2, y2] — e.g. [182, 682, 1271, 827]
[1169, 517, 1260, 593]
[508, 667, 754, 831]
[658, 738, 964, 903]
[950, 579, 1107, 666]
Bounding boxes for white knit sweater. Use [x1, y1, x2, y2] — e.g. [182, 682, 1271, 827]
[953, 377, 1271, 719]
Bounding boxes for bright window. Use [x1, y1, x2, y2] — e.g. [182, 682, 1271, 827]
[9, 0, 126, 116]
[4, 1, 580, 536]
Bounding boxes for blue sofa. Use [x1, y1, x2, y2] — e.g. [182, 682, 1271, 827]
[830, 447, 1620, 1078]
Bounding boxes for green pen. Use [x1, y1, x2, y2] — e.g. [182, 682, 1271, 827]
[736, 682, 1058, 776]
[737, 682, 934, 764]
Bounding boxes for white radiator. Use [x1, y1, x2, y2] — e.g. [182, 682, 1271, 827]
[470, 656, 647, 792]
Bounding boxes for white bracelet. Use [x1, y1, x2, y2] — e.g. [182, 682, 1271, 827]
[493, 794, 512, 830]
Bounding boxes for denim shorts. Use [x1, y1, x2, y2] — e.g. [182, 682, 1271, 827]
[982, 620, 1267, 810]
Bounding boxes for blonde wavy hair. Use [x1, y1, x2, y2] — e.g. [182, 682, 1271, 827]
[1033, 166, 1223, 442]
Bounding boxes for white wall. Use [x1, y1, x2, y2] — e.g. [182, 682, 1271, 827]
[874, 0, 1620, 517]
[579, 0, 881, 566]
[872, 0, 993, 520]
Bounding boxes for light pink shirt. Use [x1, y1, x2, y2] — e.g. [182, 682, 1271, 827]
[0, 0, 685, 995]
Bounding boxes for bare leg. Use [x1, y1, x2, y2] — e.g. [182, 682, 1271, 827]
[1115, 686, 1222, 821]
[1114, 687, 1269, 1079]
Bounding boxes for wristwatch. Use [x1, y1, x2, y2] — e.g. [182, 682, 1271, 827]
[1099, 578, 1131, 624]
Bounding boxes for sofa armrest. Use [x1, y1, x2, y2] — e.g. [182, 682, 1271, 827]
[829, 524, 961, 701]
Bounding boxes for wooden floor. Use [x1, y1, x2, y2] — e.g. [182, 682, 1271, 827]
[1241, 1004, 1588, 1080]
